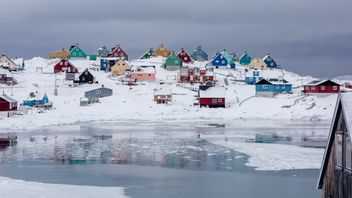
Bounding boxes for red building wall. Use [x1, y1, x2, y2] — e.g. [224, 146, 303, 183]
[0, 98, 17, 111]
[54, 60, 78, 73]
[199, 98, 225, 108]
[178, 50, 192, 63]
[303, 85, 340, 93]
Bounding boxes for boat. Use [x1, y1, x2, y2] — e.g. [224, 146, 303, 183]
[0, 136, 17, 147]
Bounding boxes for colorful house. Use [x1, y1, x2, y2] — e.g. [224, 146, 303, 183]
[155, 43, 171, 58]
[50, 49, 70, 59]
[191, 46, 208, 61]
[231, 52, 239, 62]
[303, 80, 340, 94]
[140, 48, 154, 59]
[198, 85, 225, 108]
[221, 50, 235, 68]
[163, 52, 182, 70]
[153, 88, 172, 104]
[100, 58, 119, 71]
[0, 69, 17, 85]
[54, 59, 78, 73]
[245, 69, 263, 85]
[239, 51, 252, 65]
[317, 92, 352, 198]
[69, 44, 87, 59]
[111, 59, 130, 76]
[108, 44, 128, 60]
[85, 85, 113, 99]
[0, 94, 18, 111]
[251, 58, 267, 70]
[98, 46, 109, 57]
[130, 66, 156, 81]
[74, 69, 95, 84]
[23, 92, 49, 107]
[177, 48, 192, 63]
[0, 55, 17, 71]
[211, 52, 228, 67]
[178, 67, 215, 84]
[263, 53, 278, 68]
[255, 78, 292, 97]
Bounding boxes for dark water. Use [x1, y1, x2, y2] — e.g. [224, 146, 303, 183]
[0, 121, 327, 198]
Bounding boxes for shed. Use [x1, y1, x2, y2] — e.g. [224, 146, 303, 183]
[239, 51, 252, 65]
[255, 78, 292, 97]
[198, 85, 226, 108]
[108, 44, 128, 60]
[177, 48, 192, 63]
[303, 80, 340, 94]
[84, 85, 113, 99]
[163, 51, 182, 70]
[0, 69, 17, 85]
[74, 69, 95, 84]
[263, 53, 278, 68]
[69, 44, 87, 59]
[317, 92, 352, 198]
[155, 43, 171, 57]
[0, 94, 18, 111]
[190, 46, 208, 61]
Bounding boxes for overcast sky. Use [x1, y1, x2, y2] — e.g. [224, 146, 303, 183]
[0, 0, 351, 77]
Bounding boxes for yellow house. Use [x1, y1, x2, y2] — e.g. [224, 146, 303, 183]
[50, 49, 70, 59]
[111, 59, 130, 76]
[155, 43, 171, 57]
[250, 58, 267, 70]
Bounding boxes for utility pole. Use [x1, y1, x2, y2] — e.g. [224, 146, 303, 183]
[11, 71, 13, 96]
[54, 73, 58, 96]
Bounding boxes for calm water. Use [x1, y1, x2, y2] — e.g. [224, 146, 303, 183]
[0, 120, 328, 198]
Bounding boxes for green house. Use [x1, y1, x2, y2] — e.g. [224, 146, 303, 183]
[70, 44, 87, 59]
[239, 51, 252, 65]
[140, 48, 154, 59]
[164, 51, 182, 70]
[221, 49, 234, 65]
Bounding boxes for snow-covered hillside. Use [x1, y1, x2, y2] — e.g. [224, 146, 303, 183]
[0, 57, 347, 130]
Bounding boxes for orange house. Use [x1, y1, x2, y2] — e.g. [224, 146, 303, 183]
[130, 66, 156, 81]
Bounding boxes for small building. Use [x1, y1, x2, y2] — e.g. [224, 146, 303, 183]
[0, 69, 17, 85]
[155, 43, 171, 58]
[100, 57, 119, 71]
[178, 67, 215, 84]
[153, 88, 172, 104]
[250, 58, 267, 70]
[245, 69, 263, 85]
[177, 48, 192, 63]
[0, 94, 18, 111]
[74, 69, 95, 84]
[54, 59, 78, 73]
[23, 92, 49, 107]
[0, 55, 17, 71]
[108, 44, 128, 60]
[239, 51, 252, 65]
[198, 85, 226, 108]
[50, 49, 70, 59]
[263, 53, 278, 68]
[98, 46, 109, 57]
[130, 66, 156, 81]
[111, 59, 130, 76]
[140, 48, 154, 59]
[65, 71, 76, 81]
[191, 46, 208, 61]
[84, 85, 113, 99]
[317, 92, 352, 198]
[303, 80, 340, 94]
[210, 52, 228, 67]
[163, 52, 182, 70]
[255, 78, 292, 97]
[69, 44, 87, 59]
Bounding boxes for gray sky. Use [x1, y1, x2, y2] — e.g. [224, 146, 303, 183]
[0, 0, 351, 77]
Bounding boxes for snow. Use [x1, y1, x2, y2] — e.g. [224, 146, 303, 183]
[210, 140, 324, 171]
[341, 92, 352, 138]
[0, 177, 129, 198]
[199, 86, 226, 98]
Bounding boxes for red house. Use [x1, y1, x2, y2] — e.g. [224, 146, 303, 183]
[108, 44, 128, 60]
[198, 85, 225, 108]
[303, 80, 340, 94]
[177, 48, 192, 63]
[0, 94, 18, 111]
[54, 59, 78, 73]
[179, 67, 215, 84]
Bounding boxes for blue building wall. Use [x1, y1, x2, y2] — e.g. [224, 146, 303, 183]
[100, 59, 118, 71]
[264, 56, 277, 68]
[23, 94, 49, 107]
[255, 84, 292, 93]
[211, 54, 228, 67]
[245, 76, 263, 85]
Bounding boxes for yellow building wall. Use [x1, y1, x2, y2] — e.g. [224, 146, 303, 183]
[155, 44, 170, 57]
[111, 60, 130, 76]
[250, 58, 267, 70]
[50, 50, 70, 59]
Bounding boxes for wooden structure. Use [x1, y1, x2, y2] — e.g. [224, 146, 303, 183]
[190, 46, 208, 61]
[178, 67, 215, 84]
[153, 88, 172, 104]
[263, 53, 278, 68]
[50, 49, 70, 59]
[250, 58, 267, 70]
[317, 92, 352, 198]
[0, 94, 18, 111]
[255, 78, 292, 97]
[140, 48, 154, 59]
[130, 66, 156, 81]
[74, 69, 95, 84]
[303, 80, 340, 94]
[155, 43, 171, 57]
[108, 44, 128, 60]
[177, 48, 192, 63]
[69, 44, 87, 59]
[198, 85, 225, 108]
[111, 59, 130, 76]
[0, 55, 17, 71]
[163, 52, 182, 70]
[239, 51, 252, 65]
[54, 59, 78, 73]
[100, 57, 119, 71]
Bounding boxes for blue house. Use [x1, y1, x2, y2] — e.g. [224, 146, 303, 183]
[239, 51, 252, 65]
[245, 69, 263, 85]
[23, 92, 49, 107]
[263, 53, 278, 68]
[100, 58, 119, 71]
[255, 78, 292, 97]
[210, 52, 228, 67]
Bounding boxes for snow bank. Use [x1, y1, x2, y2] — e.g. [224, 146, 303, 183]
[0, 177, 129, 198]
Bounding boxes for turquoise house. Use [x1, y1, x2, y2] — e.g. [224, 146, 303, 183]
[231, 52, 239, 62]
[211, 52, 228, 67]
[245, 69, 263, 85]
[70, 44, 87, 59]
[255, 79, 292, 97]
[221, 50, 235, 68]
[239, 51, 252, 65]
[23, 93, 49, 107]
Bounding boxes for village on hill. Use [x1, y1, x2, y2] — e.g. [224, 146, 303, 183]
[0, 43, 351, 130]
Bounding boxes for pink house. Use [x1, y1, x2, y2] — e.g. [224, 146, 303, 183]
[130, 66, 156, 81]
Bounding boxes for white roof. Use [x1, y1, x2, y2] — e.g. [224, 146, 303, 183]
[341, 92, 352, 138]
[199, 86, 225, 98]
[154, 88, 172, 95]
[0, 68, 12, 76]
[0, 94, 17, 103]
[12, 58, 24, 66]
[131, 66, 156, 74]
[262, 55, 270, 61]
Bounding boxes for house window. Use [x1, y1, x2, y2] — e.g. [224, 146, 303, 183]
[60, 62, 63, 65]
[96, 90, 101, 95]
[262, 85, 268, 89]
[336, 133, 343, 168]
[321, 86, 325, 91]
[276, 85, 280, 89]
[346, 135, 351, 171]
[82, 77, 85, 81]
[311, 86, 315, 90]
[79, 52, 82, 56]
[218, 98, 223, 103]
[73, 52, 76, 56]
[282, 85, 285, 89]
[222, 60, 225, 64]
[212, 99, 218, 104]
[333, 86, 338, 90]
